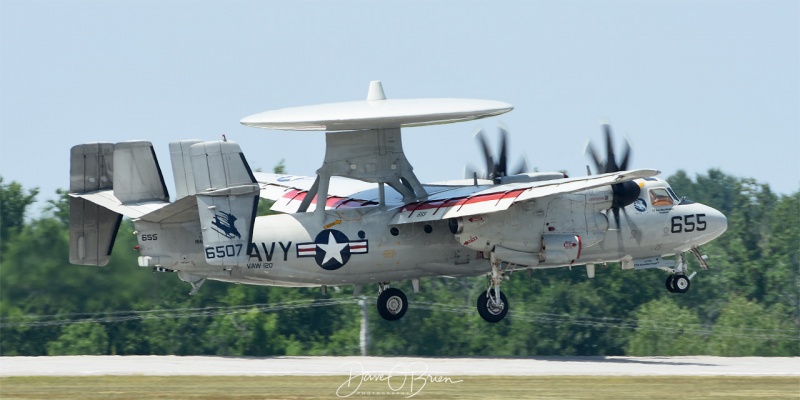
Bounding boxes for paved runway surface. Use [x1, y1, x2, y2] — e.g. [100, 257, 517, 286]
[1, 356, 797, 377]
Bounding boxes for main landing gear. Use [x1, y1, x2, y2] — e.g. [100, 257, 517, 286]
[375, 253, 514, 323]
[476, 252, 509, 323]
[375, 256, 513, 323]
[376, 283, 408, 321]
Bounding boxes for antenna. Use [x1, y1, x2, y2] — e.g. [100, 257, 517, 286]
[367, 81, 386, 101]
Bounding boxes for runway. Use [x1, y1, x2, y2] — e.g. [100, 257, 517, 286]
[1, 356, 797, 377]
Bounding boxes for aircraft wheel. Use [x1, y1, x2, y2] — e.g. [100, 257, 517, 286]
[665, 275, 676, 293]
[673, 275, 690, 293]
[477, 289, 508, 323]
[377, 288, 408, 321]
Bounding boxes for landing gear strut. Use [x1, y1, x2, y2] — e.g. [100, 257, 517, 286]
[665, 252, 698, 294]
[376, 283, 408, 321]
[476, 253, 509, 323]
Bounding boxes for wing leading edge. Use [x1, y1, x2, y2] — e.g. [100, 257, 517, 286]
[389, 169, 660, 225]
[256, 170, 659, 222]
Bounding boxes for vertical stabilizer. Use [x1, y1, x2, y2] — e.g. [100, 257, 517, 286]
[170, 140, 202, 199]
[113, 141, 169, 204]
[70, 142, 113, 193]
[190, 141, 259, 267]
[69, 143, 122, 266]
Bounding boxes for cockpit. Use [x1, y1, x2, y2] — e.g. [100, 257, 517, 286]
[649, 187, 677, 207]
[640, 178, 685, 207]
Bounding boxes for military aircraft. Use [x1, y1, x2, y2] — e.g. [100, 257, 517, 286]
[68, 81, 727, 323]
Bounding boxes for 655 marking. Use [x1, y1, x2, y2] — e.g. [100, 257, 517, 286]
[671, 214, 707, 233]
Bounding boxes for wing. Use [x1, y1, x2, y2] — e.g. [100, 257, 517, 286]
[389, 169, 660, 224]
[256, 172, 497, 214]
[256, 172, 381, 213]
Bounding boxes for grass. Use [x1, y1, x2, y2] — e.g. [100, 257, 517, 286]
[1, 376, 799, 399]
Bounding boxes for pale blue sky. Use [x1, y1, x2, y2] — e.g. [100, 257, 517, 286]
[1, 1, 798, 216]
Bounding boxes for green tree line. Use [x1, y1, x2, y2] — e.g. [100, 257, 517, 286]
[0, 171, 797, 356]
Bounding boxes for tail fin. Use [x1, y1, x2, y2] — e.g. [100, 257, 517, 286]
[169, 140, 202, 199]
[112, 141, 169, 203]
[69, 143, 120, 266]
[190, 141, 260, 267]
[70, 139, 259, 268]
[69, 141, 169, 266]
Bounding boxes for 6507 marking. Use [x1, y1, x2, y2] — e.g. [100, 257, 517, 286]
[205, 244, 243, 259]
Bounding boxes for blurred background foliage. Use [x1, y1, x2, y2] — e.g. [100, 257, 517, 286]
[0, 169, 797, 356]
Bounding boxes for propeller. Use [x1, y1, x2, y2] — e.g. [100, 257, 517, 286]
[471, 126, 529, 182]
[585, 123, 642, 247]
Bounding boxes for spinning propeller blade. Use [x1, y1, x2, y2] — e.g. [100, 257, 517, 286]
[474, 128, 495, 179]
[586, 123, 643, 252]
[473, 126, 528, 181]
[512, 156, 529, 176]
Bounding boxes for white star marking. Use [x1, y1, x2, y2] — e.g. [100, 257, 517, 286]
[316, 232, 348, 265]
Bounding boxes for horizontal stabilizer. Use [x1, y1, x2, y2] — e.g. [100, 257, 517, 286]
[71, 191, 167, 218]
[138, 195, 198, 224]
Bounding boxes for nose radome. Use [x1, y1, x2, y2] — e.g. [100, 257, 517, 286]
[706, 207, 728, 239]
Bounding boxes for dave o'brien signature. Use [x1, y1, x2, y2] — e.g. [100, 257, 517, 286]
[336, 361, 463, 398]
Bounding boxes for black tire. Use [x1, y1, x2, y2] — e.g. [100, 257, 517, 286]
[665, 275, 676, 293]
[477, 289, 509, 323]
[673, 275, 690, 293]
[377, 288, 408, 321]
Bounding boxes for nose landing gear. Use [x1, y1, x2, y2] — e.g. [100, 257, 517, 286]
[665, 248, 707, 293]
[666, 274, 690, 293]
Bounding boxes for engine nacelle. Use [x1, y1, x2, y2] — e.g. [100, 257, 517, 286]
[540, 234, 582, 265]
[498, 172, 566, 185]
[450, 214, 498, 252]
[584, 186, 616, 212]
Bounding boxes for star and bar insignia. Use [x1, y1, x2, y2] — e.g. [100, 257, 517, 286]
[296, 229, 368, 270]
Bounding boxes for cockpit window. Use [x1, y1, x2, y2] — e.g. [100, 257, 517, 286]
[666, 187, 680, 201]
[649, 188, 674, 207]
[665, 187, 695, 204]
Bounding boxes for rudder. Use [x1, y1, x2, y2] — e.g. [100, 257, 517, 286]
[113, 141, 169, 204]
[69, 143, 122, 266]
[190, 141, 260, 267]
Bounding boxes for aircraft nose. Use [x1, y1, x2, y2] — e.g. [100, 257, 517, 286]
[704, 206, 728, 239]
